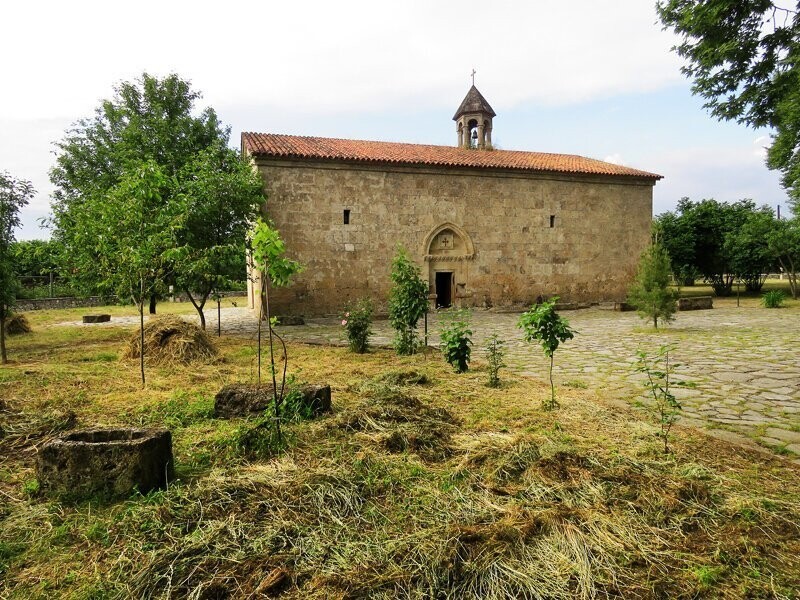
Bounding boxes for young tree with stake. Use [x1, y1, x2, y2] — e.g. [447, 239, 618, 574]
[0, 172, 34, 364]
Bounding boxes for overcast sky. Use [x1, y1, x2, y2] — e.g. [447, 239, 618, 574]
[1, 0, 790, 240]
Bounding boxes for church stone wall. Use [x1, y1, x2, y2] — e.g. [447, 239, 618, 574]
[248, 158, 654, 316]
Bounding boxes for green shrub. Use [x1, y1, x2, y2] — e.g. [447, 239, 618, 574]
[388, 247, 428, 355]
[342, 298, 373, 353]
[439, 309, 472, 373]
[484, 334, 506, 387]
[762, 289, 786, 308]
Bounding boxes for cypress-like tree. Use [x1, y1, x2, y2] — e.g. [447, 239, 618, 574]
[628, 243, 678, 329]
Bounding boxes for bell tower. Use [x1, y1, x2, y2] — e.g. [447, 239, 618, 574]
[453, 76, 496, 149]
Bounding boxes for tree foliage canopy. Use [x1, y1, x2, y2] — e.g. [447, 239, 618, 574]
[656, 198, 776, 295]
[50, 73, 260, 327]
[657, 1, 800, 206]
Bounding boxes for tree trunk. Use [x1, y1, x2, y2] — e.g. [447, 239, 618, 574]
[0, 304, 7, 365]
[140, 278, 146, 387]
[185, 289, 208, 330]
[149, 294, 157, 315]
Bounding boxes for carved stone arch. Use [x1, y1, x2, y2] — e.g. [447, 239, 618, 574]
[423, 222, 475, 262]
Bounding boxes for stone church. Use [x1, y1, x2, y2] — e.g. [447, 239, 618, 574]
[243, 85, 661, 316]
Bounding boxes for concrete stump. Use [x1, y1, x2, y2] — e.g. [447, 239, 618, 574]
[677, 296, 713, 311]
[214, 384, 331, 418]
[83, 314, 111, 323]
[37, 428, 173, 500]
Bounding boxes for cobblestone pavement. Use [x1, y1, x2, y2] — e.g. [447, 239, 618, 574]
[67, 304, 800, 455]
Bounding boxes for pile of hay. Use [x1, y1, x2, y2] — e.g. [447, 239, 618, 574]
[5, 313, 32, 336]
[124, 315, 218, 365]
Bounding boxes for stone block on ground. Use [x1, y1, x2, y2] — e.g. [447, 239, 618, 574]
[214, 383, 331, 418]
[37, 428, 173, 500]
[82, 314, 111, 323]
[275, 315, 305, 326]
[677, 296, 713, 311]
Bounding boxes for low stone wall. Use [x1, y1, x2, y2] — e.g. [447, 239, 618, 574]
[15, 296, 116, 312]
[678, 296, 714, 311]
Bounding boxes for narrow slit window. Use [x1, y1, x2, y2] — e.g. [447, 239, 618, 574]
[343, 209, 351, 225]
[549, 215, 555, 228]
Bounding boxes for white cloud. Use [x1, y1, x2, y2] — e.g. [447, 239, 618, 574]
[603, 153, 625, 165]
[2, 1, 683, 121]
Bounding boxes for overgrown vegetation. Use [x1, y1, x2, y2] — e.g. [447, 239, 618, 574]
[342, 298, 373, 353]
[1, 309, 799, 598]
[388, 246, 429, 355]
[484, 333, 505, 388]
[438, 308, 472, 373]
[762, 289, 786, 308]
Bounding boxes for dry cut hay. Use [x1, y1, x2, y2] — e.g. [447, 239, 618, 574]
[124, 315, 218, 365]
[5, 313, 32, 336]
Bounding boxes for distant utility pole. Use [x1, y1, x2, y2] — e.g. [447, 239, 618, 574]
[777, 204, 781, 220]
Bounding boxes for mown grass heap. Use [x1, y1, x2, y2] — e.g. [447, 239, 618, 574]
[123, 315, 218, 365]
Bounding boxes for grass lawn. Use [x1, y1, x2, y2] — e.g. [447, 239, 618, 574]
[1, 308, 799, 598]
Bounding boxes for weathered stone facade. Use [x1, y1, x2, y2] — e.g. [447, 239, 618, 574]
[245, 158, 655, 316]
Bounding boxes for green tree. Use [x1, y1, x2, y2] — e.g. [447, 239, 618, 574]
[9, 239, 62, 277]
[249, 218, 302, 443]
[50, 73, 227, 307]
[725, 208, 778, 292]
[767, 216, 800, 298]
[663, 198, 757, 296]
[654, 209, 697, 285]
[518, 297, 575, 410]
[87, 161, 178, 385]
[171, 144, 264, 330]
[388, 247, 429, 355]
[628, 243, 679, 329]
[0, 172, 34, 364]
[657, 1, 800, 208]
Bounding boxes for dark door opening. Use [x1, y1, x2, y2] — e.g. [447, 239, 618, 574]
[435, 271, 453, 308]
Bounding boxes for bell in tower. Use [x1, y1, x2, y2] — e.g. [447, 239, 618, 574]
[453, 78, 496, 150]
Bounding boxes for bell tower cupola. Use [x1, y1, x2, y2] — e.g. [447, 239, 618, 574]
[453, 75, 496, 149]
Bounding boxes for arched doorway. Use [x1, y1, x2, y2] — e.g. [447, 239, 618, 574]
[423, 223, 475, 309]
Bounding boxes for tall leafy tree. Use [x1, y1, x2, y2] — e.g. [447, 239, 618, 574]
[50, 73, 228, 306]
[767, 216, 800, 298]
[0, 172, 35, 364]
[73, 161, 179, 385]
[172, 144, 264, 329]
[669, 198, 756, 296]
[627, 243, 679, 329]
[657, 1, 800, 207]
[654, 208, 697, 285]
[725, 208, 779, 291]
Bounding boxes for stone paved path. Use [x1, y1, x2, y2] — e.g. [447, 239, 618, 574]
[66, 303, 800, 455]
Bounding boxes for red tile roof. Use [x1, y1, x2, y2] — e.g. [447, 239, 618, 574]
[242, 133, 662, 180]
